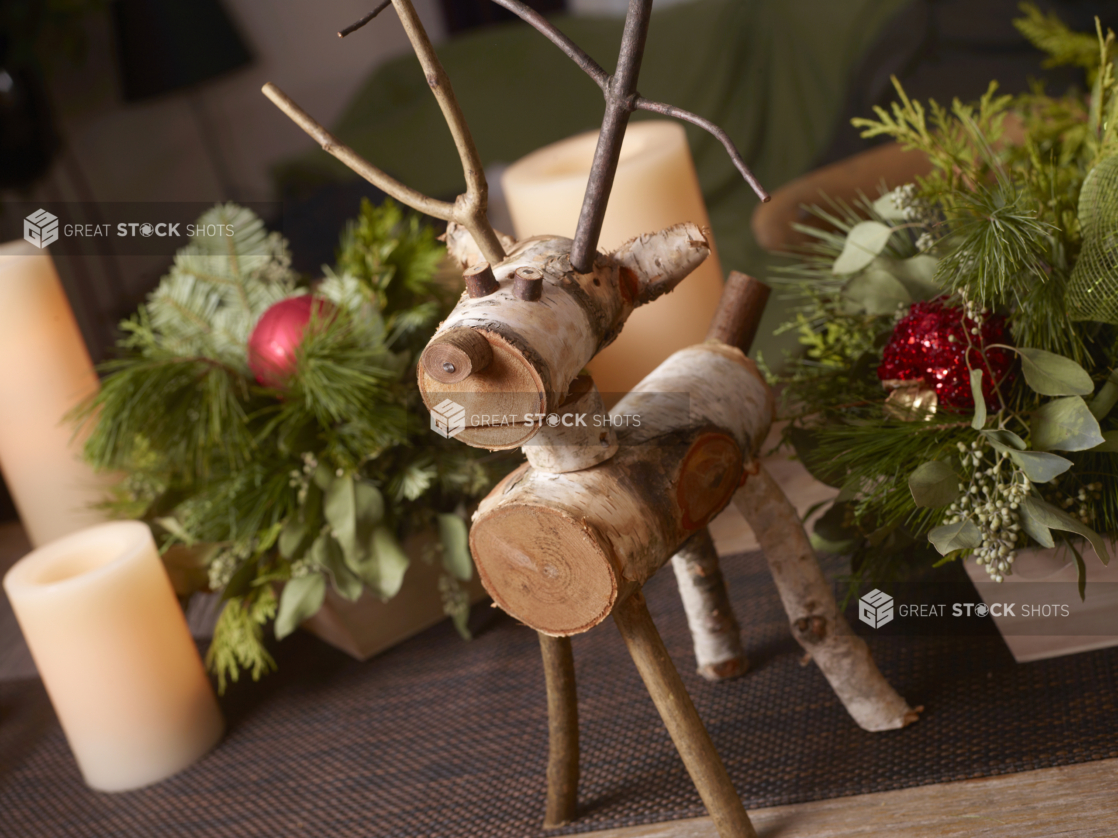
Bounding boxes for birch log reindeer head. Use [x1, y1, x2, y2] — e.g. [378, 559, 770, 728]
[261, 0, 769, 450]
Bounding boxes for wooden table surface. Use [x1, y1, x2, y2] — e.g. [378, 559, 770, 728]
[3, 442, 1114, 837]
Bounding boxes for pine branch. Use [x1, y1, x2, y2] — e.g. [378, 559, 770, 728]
[935, 180, 1053, 305]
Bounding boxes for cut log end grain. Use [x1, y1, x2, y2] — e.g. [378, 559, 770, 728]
[513, 266, 544, 301]
[677, 433, 744, 530]
[418, 330, 545, 449]
[420, 327, 493, 383]
[470, 502, 618, 636]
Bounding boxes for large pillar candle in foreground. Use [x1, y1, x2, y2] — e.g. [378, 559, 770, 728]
[501, 121, 724, 397]
[0, 240, 109, 546]
[3, 521, 224, 791]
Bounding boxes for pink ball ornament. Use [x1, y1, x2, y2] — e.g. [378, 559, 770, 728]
[247, 295, 334, 388]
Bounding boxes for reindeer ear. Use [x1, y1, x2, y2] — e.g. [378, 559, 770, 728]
[442, 222, 517, 270]
[609, 223, 711, 305]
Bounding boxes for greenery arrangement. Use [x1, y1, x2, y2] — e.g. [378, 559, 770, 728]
[74, 200, 511, 690]
[768, 5, 1118, 597]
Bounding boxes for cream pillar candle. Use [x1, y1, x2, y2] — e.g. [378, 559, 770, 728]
[0, 240, 110, 546]
[501, 121, 724, 396]
[3, 521, 224, 791]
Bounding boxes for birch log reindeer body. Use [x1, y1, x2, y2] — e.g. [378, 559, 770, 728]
[419, 224, 711, 449]
[262, 2, 781, 835]
[469, 341, 772, 634]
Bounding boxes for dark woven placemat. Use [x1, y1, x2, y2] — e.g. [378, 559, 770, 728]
[2, 551, 1117, 838]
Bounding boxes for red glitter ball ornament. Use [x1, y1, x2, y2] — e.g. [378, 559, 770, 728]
[877, 299, 1015, 411]
[247, 295, 334, 388]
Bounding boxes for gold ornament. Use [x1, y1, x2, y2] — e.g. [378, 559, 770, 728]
[881, 379, 938, 421]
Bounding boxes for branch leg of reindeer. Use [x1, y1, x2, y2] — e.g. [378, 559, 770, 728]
[671, 529, 747, 681]
[613, 590, 758, 838]
[538, 633, 579, 829]
[733, 466, 922, 732]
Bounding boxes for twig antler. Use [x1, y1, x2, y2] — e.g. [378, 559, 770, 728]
[262, 0, 507, 267]
[266, 0, 768, 275]
[487, 0, 771, 272]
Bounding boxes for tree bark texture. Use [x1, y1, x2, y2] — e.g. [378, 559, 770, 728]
[613, 591, 758, 838]
[524, 374, 618, 474]
[733, 466, 921, 732]
[419, 225, 711, 450]
[671, 529, 747, 681]
[538, 633, 579, 829]
[470, 343, 772, 635]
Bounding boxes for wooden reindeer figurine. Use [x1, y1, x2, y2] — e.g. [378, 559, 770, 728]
[263, 2, 920, 836]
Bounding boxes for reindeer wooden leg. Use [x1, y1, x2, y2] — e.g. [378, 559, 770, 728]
[613, 591, 758, 838]
[734, 465, 921, 732]
[671, 529, 747, 681]
[538, 633, 579, 829]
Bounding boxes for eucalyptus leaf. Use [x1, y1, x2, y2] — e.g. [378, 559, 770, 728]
[315, 532, 363, 602]
[1030, 396, 1105, 451]
[324, 473, 362, 569]
[437, 513, 473, 581]
[275, 573, 327, 639]
[872, 192, 906, 221]
[1007, 450, 1073, 483]
[1017, 501, 1055, 549]
[1091, 430, 1118, 452]
[833, 221, 895, 275]
[1016, 348, 1094, 396]
[354, 481, 385, 531]
[888, 255, 941, 301]
[908, 461, 960, 508]
[981, 428, 1026, 451]
[278, 518, 307, 560]
[928, 519, 983, 555]
[843, 268, 911, 315]
[980, 428, 1068, 480]
[1021, 497, 1111, 566]
[970, 369, 986, 430]
[361, 526, 410, 599]
[313, 461, 335, 491]
[1069, 542, 1088, 602]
